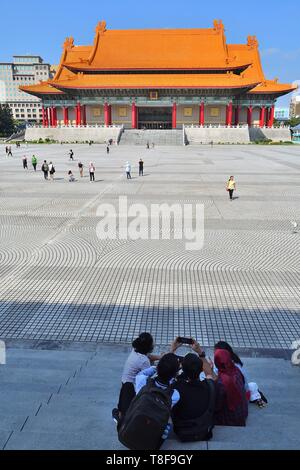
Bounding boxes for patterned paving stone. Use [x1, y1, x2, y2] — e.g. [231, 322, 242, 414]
[0, 143, 299, 350]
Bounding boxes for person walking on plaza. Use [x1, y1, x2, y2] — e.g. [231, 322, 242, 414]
[41, 160, 49, 180]
[5, 146, 8, 155]
[89, 161, 95, 182]
[49, 161, 55, 181]
[69, 149, 74, 161]
[78, 161, 84, 178]
[226, 176, 236, 201]
[31, 155, 37, 172]
[125, 161, 131, 179]
[107, 145, 110, 155]
[22, 156, 28, 170]
[8, 146, 12, 157]
[139, 158, 144, 176]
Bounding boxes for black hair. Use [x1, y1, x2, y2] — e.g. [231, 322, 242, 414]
[132, 332, 154, 355]
[214, 341, 243, 367]
[157, 353, 180, 383]
[182, 353, 203, 381]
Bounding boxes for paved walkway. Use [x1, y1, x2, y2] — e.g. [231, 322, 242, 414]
[0, 345, 299, 450]
[0, 143, 299, 349]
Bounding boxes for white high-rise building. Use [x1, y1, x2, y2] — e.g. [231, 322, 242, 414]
[290, 80, 300, 118]
[0, 55, 51, 123]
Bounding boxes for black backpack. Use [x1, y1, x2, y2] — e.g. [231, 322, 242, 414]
[172, 379, 215, 442]
[118, 378, 173, 450]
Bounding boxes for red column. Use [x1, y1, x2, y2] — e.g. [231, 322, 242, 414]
[259, 106, 266, 128]
[82, 105, 87, 126]
[172, 103, 177, 129]
[226, 102, 233, 127]
[247, 106, 253, 127]
[49, 107, 54, 127]
[53, 107, 57, 127]
[234, 105, 240, 126]
[42, 106, 46, 127]
[77, 103, 82, 126]
[199, 102, 205, 126]
[268, 105, 275, 127]
[63, 107, 69, 125]
[132, 103, 137, 129]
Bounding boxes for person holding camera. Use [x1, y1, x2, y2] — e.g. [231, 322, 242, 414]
[171, 338, 217, 442]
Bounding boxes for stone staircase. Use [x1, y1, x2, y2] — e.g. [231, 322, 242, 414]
[119, 129, 183, 146]
[1, 346, 300, 450]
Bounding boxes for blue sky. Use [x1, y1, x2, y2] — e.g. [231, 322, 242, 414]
[1, 0, 299, 106]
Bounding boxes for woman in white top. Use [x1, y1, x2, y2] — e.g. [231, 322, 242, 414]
[113, 332, 160, 423]
[89, 162, 95, 182]
[125, 162, 131, 179]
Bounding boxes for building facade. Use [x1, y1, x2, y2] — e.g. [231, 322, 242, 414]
[21, 21, 296, 129]
[0, 55, 51, 124]
[274, 107, 290, 121]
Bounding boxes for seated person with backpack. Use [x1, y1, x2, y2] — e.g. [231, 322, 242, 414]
[118, 353, 180, 450]
[172, 340, 216, 442]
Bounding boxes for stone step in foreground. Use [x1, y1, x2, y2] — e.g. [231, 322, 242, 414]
[0, 345, 299, 450]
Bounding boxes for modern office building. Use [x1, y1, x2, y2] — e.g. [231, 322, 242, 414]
[0, 55, 52, 123]
[274, 107, 290, 121]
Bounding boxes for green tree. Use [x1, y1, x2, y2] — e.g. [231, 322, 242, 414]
[0, 104, 15, 137]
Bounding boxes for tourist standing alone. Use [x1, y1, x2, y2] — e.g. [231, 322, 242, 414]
[69, 149, 74, 161]
[125, 161, 131, 179]
[226, 176, 236, 201]
[89, 162, 95, 182]
[49, 162, 55, 181]
[78, 161, 83, 178]
[41, 160, 49, 180]
[8, 146, 12, 157]
[31, 155, 37, 171]
[107, 145, 110, 155]
[139, 158, 144, 176]
[22, 156, 28, 170]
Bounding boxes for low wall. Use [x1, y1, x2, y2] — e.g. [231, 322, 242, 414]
[185, 127, 250, 144]
[249, 127, 291, 142]
[25, 126, 123, 144]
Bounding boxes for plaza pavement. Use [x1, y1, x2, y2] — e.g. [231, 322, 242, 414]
[0, 142, 300, 449]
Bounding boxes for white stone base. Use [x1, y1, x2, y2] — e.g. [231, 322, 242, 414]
[185, 126, 250, 144]
[25, 126, 123, 144]
[249, 127, 292, 142]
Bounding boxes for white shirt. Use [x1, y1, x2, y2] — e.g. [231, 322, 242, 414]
[121, 350, 150, 384]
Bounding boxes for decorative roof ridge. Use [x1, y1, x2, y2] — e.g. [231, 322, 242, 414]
[247, 35, 258, 49]
[88, 20, 106, 65]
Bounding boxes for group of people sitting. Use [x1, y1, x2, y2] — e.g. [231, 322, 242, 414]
[112, 333, 267, 450]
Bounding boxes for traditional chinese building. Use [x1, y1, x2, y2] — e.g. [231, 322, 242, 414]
[21, 20, 296, 130]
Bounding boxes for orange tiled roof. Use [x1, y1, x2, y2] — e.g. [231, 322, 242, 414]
[20, 21, 296, 98]
[228, 39, 297, 95]
[64, 20, 249, 71]
[51, 72, 259, 90]
[19, 82, 64, 95]
[20, 38, 92, 95]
